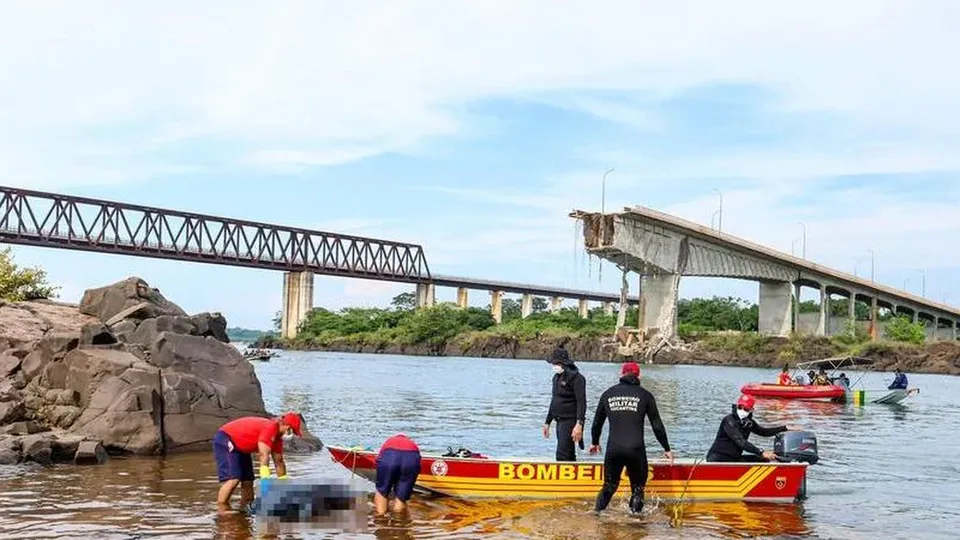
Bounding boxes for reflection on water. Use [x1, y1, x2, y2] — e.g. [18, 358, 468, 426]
[1, 351, 958, 539]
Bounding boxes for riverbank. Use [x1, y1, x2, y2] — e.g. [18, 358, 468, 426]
[257, 331, 960, 376]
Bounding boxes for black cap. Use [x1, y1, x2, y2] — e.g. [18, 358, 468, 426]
[547, 346, 573, 365]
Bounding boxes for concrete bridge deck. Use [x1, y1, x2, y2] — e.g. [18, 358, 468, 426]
[571, 205, 959, 343]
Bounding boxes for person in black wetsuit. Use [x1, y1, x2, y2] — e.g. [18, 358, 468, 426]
[888, 368, 908, 390]
[706, 394, 799, 462]
[543, 346, 587, 461]
[589, 361, 674, 514]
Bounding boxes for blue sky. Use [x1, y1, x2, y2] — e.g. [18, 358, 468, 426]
[4, 2, 960, 329]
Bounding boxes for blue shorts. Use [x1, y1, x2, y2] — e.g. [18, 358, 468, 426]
[375, 449, 421, 501]
[213, 429, 254, 482]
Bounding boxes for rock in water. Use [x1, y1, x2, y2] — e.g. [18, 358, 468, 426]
[0, 435, 21, 465]
[79, 277, 187, 323]
[20, 433, 53, 465]
[150, 332, 267, 452]
[74, 440, 108, 465]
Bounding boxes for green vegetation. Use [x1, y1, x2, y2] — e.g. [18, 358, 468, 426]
[882, 316, 927, 345]
[0, 247, 58, 301]
[273, 291, 937, 360]
[226, 327, 270, 342]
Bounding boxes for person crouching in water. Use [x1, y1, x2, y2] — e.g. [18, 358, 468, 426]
[543, 345, 587, 461]
[213, 412, 304, 513]
[589, 361, 674, 514]
[706, 395, 800, 462]
[375, 434, 422, 515]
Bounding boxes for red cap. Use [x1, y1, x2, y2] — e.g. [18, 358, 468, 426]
[737, 394, 756, 411]
[280, 412, 303, 436]
[621, 362, 640, 376]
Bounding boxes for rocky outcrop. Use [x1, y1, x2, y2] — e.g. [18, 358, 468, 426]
[79, 277, 187, 323]
[0, 276, 273, 466]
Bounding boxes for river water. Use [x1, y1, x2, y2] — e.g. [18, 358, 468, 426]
[1, 351, 958, 539]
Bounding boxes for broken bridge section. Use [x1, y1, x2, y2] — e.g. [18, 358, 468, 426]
[572, 206, 960, 354]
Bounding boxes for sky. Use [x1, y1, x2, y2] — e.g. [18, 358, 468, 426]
[3, 1, 960, 330]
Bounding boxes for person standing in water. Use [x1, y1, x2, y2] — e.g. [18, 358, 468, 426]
[374, 434, 422, 515]
[543, 345, 587, 461]
[589, 361, 673, 514]
[212, 412, 304, 513]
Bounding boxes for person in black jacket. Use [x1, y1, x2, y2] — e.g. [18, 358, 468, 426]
[543, 346, 587, 461]
[589, 362, 674, 514]
[705, 394, 799, 462]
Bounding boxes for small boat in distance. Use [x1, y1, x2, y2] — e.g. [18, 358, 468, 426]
[796, 356, 919, 405]
[742, 356, 919, 405]
[243, 347, 276, 362]
[741, 383, 845, 401]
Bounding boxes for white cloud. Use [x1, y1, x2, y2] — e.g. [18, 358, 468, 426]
[3, 1, 960, 188]
[6, 0, 960, 309]
[341, 279, 406, 304]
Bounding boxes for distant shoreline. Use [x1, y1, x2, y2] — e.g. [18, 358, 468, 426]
[256, 333, 960, 376]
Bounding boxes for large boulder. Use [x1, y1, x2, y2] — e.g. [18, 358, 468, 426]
[37, 348, 164, 455]
[0, 435, 20, 465]
[128, 316, 197, 347]
[79, 277, 186, 323]
[1, 276, 269, 464]
[19, 332, 79, 386]
[149, 332, 267, 452]
[190, 313, 230, 343]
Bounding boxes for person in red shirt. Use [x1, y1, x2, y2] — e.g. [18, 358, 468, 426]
[212, 411, 304, 513]
[374, 434, 421, 515]
[777, 365, 795, 385]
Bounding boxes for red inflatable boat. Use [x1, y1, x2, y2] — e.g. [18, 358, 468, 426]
[741, 383, 846, 401]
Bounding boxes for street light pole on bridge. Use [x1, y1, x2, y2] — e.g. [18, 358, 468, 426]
[601, 168, 615, 214]
[713, 189, 723, 232]
[797, 222, 807, 259]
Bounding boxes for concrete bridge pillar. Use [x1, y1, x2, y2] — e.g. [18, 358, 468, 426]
[490, 290, 504, 323]
[578, 299, 589, 319]
[848, 294, 856, 336]
[758, 280, 792, 337]
[550, 296, 562, 312]
[521, 293, 533, 319]
[869, 298, 878, 339]
[456, 287, 469, 308]
[817, 285, 828, 336]
[416, 283, 436, 309]
[640, 274, 679, 339]
[603, 302, 614, 316]
[281, 271, 314, 339]
[792, 282, 802, 335]
[617, 269, 629, 328]
[953, 320, 958, 341]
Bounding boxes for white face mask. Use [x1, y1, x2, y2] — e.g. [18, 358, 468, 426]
[736, 408, 750, 420]
[282, 431, 295, 441]
[553, 365, 564, 374]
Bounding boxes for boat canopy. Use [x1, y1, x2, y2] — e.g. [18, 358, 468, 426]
[795, 356, 876, 373]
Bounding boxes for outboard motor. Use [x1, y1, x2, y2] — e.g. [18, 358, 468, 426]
[774, 430, 819, 465]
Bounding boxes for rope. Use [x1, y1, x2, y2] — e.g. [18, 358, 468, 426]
[670, 457, 703, 528]
[330, 446, 367, 485]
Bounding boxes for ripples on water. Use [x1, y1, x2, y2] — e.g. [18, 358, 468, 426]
[1, 351, 958, 539]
